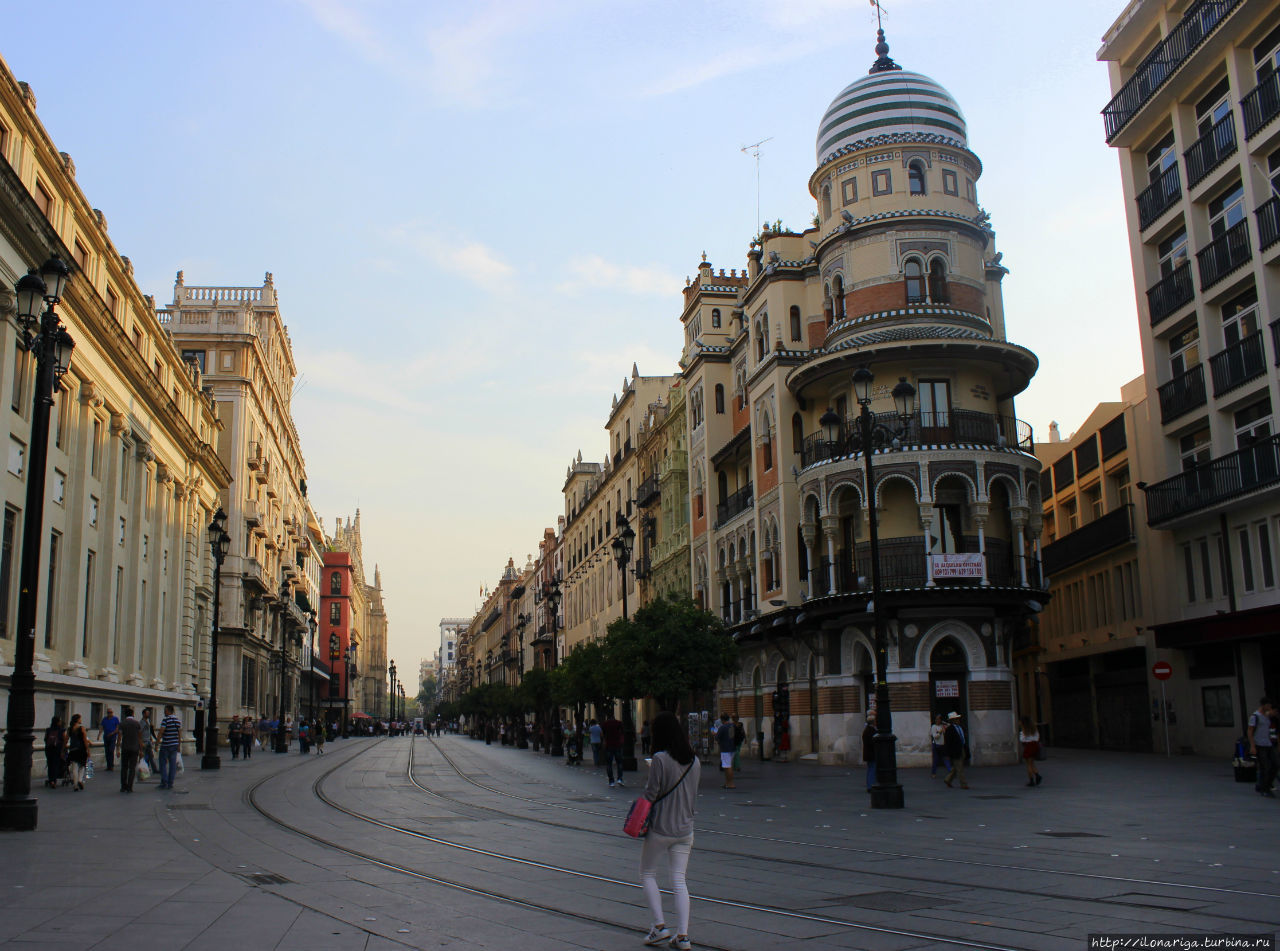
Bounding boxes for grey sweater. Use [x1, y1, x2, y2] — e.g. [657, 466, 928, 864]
[643, 751, 701, 838]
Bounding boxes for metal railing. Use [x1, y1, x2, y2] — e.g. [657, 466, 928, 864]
[1145, 433, 1280, 525]
[1137, 163, 1182, 230]
[1272, 318, 1280, 366]
[636, 473, 660, 506]
[1196, 219, 1251, 290]
[1146, 262, 1194, 326]
[1243, 69, 1280, 139]
[1041, 505, 1134, 576]
[1257, 196, 1280, 252]
[1209, 330, 1266, 396]
[1157, 363, 1207, 423]
[799, 409, 1033, 468]
[1102, 0, 1242, 142]
[1184, 113, 1237, 188]
[715, 483, 753, 527]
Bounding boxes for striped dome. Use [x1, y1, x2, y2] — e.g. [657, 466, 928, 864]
[816, 70, 966, 164]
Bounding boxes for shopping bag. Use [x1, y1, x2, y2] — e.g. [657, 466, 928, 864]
[84, 759, 95, 780]
[623, 797, 652, 838]
[176, 752, 184, 773]
[138, 759, 152, 780]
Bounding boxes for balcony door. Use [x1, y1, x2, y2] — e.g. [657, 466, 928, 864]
[1235, 399, 1276, 488]
[1221, 289, 1258, 347]
[1208, 183, 1245, 239]
[1169, 324, 1200, 378]
[919, 379, 951, 443]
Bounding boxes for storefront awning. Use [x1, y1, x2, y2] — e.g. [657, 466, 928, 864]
[1152, 604, 1280, 649]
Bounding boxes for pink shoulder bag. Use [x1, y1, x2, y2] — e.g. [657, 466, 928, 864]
[624, 760, 693, 838]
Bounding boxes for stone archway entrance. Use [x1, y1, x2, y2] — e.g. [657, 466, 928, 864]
[929, 637, 969, 721]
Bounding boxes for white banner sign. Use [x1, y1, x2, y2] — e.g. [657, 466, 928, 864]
[930, 553, 984, 578]
[935, 679, 960, 698]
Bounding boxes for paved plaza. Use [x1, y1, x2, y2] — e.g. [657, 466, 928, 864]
[0, 736, 1276, 951]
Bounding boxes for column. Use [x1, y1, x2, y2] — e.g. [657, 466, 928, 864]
[801, 522, 817, 599]
[821, 514, 839, 594]
[1011, 506, 1029, 587]
[918, 503, 936, 587]
[972, 502, 989, 587]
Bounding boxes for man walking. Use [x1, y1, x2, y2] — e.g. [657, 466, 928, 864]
[588, 718, 603, 767]
[942, 711, 969, 789]
[1247, 696, 1276, 798]
[118, 706, 141, 792]
[98, 707, 120, 772]
[602, 710, 625, 788]
[157, 704, 183, 790]
[862, 712, 877, 793]
[717, 712, 736, 789]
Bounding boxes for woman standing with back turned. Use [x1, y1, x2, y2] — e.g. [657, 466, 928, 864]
[639, 711, 702, 951]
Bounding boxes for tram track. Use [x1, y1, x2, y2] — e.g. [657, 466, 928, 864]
[246, 736, 1032, 951]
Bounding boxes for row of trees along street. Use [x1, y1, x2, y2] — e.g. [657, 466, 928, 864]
[440, 598, 739, 748]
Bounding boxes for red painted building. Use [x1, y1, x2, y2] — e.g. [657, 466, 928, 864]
[321, 550, 357, 730]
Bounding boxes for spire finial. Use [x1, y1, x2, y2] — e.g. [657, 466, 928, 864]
[869, 27, 902, 73]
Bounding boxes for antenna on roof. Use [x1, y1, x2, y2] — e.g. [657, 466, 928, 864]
[741, 137, 773, 246]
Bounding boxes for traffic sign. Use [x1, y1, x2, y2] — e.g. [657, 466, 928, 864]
[1152, 660, 1173, 681]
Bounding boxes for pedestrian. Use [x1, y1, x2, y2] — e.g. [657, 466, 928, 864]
[97, 706, 120, 772]
[228, 716, 242, 760]
[589, 718, 604, 767]
[118, 705, 141, 792]
[930, 714, 949, 778]
[638, 710, 701, 951]
[640, 719, 651, 757]
[157, 704, 182, 790]
[43, 715, 65, 788]
[603, 710, 626, 787]
[1247, 696, 1276, 799]
[862, 712, 877, 792]
[942, 711, 969, 789]
[1018, 716, 1042, 787]
[314, 718, 326, 755]
[140, 708, 157, 775]
[716, 712, 735, 789]
[731, 714, 746, 771]
[298, 719, 310, 754]
[242, 717, 255, 759]
[65, 713, 92, 790]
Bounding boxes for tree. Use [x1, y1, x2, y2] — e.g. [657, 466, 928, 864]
[604, 596, 738, 712]
[417, 675, 438, 716]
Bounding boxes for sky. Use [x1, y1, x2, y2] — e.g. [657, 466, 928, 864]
[3, 0, 1144, 678]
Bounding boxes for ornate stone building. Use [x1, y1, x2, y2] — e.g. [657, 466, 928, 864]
[635, 379, 691, 604]
[0, 59, 229, 755]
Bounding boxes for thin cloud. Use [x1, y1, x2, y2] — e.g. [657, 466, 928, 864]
[556, 255, 680, 297]
[391, 223, 514, 286]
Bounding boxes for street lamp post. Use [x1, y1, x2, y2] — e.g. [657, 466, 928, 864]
[544, 576, 564, 757]
[611, 516, 638, 771]
[343, 644, 356, 738]
[388, 660, 397, 729]
[202, 509, 231, 770]
[0, 258, 74, 831]
[850, 366, 915, 810]
[307, 610, 317, 722]
[274, 646, 288, 753]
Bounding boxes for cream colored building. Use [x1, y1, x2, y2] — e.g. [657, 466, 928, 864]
[0, 61, 229, 755]
[635, 379, 691, 604]
[1100, 0, 1280, 751]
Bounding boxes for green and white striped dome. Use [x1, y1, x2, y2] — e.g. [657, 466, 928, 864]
[816, 69, 967, 164]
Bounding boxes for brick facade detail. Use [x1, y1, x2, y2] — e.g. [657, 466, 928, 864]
[969, 680, 1012, 711]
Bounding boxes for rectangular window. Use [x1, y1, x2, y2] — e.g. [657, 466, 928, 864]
[1075, 436, 1099, 477]
[965, 179, 976, 202]
[1111, 466, 1131, 508]
[1202, 685, 1234, 728]
[112, 566, 124, 663]
[1195, 77, 1231, 135]
[82, 550, 95, 656]
[1179, 427, 1212, 470]
[44, 531, 59, 648]
[1146, 130, 1177, 179]
[1099, 414, 1127, 460]
[1208, 183, 1245, 238]
[1063, 499, 1078, 533]
[1239, 528, 1255, 593]
[1183, 544, 1197, 602]
[72, 239, 89, 271]
[942, 169, 958, 195]
[90, 419, 102, 476]
[106, 287, 119, 319]
[1221, 289, 1258, 348]
[34, 179, 53, 218]
[1199, 538, 1214, 600]
[121, 445, 130, 500]
[871, 170, 892, 195]
[1259, 522, 1275, 588]
[330, 602, 341, 625]
[182, 349, 206, 373]
[54, 386, 69, 450]
[90, 702, 102, 732]
[11, 341, 28, 412]
[841, 178, 858, 204]
[0, 508, 15, 638]
[1157, 229, 1189, 276]
[1086, 485, 1103, 522]
[1053, 453, 1075, 492]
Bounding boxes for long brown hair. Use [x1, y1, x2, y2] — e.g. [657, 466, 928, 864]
[650, 711, 694, 766]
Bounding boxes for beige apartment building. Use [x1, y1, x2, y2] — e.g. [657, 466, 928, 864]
[694, 32, 1044, 766]
[164, 274, 318, 737]
[1100, 0, 1280, 753]
[638, 379, 691, 602]
[0, 60, 229, 754]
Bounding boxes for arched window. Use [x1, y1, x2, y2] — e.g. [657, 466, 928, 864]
[717, 470, 728, 502]
[904, 257, 925, 303]
[832, 275, 846, 319]
[792, 412, 804, 455]
[789, 305, 801, 341]
[821, 184, 832, 220]
[763, 434, 773, 471]
[714, 384, 725, 414]
[756, 321, 766, 362]
[928, 258, 950, 303]
[908, 160, 926, 195]
[711, 308, 721, 328]
[329, 571, 341, 595]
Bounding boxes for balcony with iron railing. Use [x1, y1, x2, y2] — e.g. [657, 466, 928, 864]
[1041, 505, 1135, 576]
[1209, 330, 1266, 396]
[658, 449, 687, 481]
[1184, 113, 1237, 189]
[1157, 363, 1207, 423]
[1257, 196, 1280, 252]
[1272, 318, 1280, 365]
[715, 483, 753, 528]
[636, 473, 660, 507]
[1144, 433, 1280, 526]
[1196, 219, 1251, 290]
[799, 409, 1033, 469]
[811, 537, 1043, 595]
[1242, 68, 1280, 139]
[1137, 163, 1182, 230]
[1102, 0, 1242, 143]
[653, 522, 690, 566]
[1146, 262, 1195, 326]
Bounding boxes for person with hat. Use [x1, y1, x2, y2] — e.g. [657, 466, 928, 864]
[942, 711, 969, 789]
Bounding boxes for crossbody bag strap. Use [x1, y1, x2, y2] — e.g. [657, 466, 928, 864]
[651, 761, 694, 806]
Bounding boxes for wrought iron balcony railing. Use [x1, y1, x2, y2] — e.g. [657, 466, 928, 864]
[1102, 0, 1242, 143]
[1243, 68, 1280, 139]
[715, 483, 753, 527]
[1146, 262, 1194, 326]
[1041, 505, 1135, 576]
[1137, 163, 1182, 230]
[1257, 196, 1280, 252]
[799, 409, 1033, 468]
[1184, 113, 1237, 189]
[1196, 219, 1251, 290]
[1157, 363, 1207, 423]
[636, 473, 660, 506]
[1209, 330, 1266, 396]
[811, 536, 1044, 594]
[1145, 433, 1280, 526]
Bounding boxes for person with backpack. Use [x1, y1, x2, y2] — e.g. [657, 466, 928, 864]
[638, 711, 701, 951]
[1247, 697, 1276, 798]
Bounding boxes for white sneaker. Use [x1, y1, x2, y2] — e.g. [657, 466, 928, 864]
[644, 925, 671, 946]
[615, 778, 625, 787]
[609, 781, 616, 787]
[669, 937, 692, 951]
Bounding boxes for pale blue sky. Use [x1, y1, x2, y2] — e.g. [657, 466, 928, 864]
[5, 0, 1140, 670]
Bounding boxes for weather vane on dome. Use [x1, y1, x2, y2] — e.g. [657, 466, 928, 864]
[868, 0, 901, 73]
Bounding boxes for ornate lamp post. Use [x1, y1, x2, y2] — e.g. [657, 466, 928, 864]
[388, 660, 397, 727]
[343, 644, 356, 737]
[0, 258, 74, 831]
[398, 683, 405, 721]
[851, 366, 915, 810]
[610, 516, 638, 770]
[329, 631, 340, 735]
[307, 609, 317, 722]
[544, 576, 564, 757]
[201, 508, 230, 770]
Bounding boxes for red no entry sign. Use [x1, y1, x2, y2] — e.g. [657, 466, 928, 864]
[1152, 660, 1173, 681]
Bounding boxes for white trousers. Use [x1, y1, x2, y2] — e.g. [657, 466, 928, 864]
[640, 831, 694, 937]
